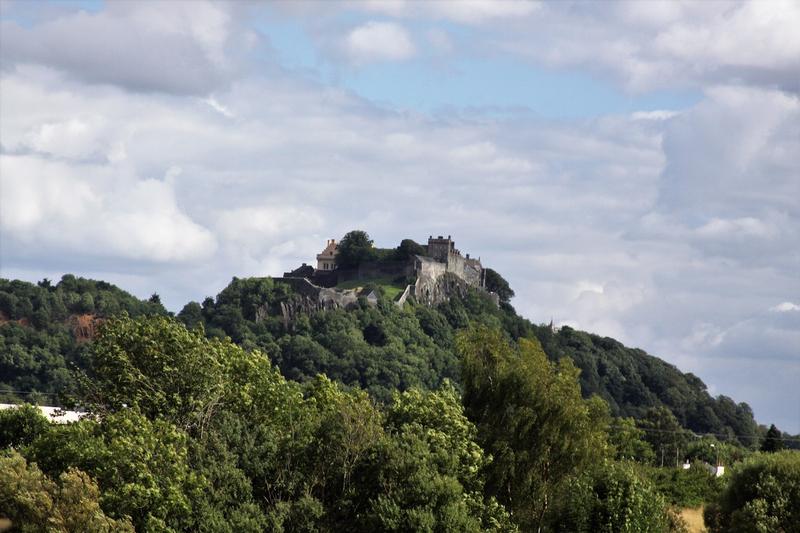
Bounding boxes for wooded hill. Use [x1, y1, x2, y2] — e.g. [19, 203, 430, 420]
[3, 274, 799, 532]
[0, 274, 773, 444]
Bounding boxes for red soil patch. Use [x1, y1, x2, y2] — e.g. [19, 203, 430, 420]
[70, 314, 104, 342]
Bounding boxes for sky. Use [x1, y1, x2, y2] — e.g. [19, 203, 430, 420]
[0, 0, 798, 432]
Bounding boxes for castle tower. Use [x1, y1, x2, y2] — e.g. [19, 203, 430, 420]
[427, 235, 454, 263]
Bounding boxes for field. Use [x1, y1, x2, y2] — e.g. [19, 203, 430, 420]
[680, 507, 707, 533]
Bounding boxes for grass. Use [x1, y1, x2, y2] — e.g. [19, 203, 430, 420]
[335, 277, 409, 301]
[680, 506, 707, 533]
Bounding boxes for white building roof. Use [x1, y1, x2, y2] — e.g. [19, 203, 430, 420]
[0, 403, 85, 424]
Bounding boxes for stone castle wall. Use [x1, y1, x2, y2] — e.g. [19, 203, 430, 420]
[274, 277, 362, 328]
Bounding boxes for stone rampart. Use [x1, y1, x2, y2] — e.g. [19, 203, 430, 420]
[395, 284, 413, 308]
[274, 277, 362, 328]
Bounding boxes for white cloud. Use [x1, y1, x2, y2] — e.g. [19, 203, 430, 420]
[204, 96, 235, 118]
[631, 110, 679, 121]
[487, 1, 800, 93]
[0, 1, 245, 94]
[356, 0, 539, 24]
[695, 217, 777, 240]
[771, 302, 800, 313]
[343, 21, 415, 65]
[426, 0, 539, 24]
[0, 155, 217, 263]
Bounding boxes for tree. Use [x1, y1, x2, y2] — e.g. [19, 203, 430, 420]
[0, 404, 51, 449]
[549, 460, 675, 533]
[393, 239, 426, 261]
[177, 301, 204, 330]
[457, 326, 610, 531]
[0, 450, 134, 532]
[27, 410, 201, 532]
[483, 268, 514, 303]
[352, 382, 515, 532]
[82, 315, 228, 431]
[761, 424, 784, 452]
[639, 406, 691, 467]
[78, 293, 95, 314]
[335, 230, 376, 268]
[609, 417, 655, 463]
[705, 451, 800, 533]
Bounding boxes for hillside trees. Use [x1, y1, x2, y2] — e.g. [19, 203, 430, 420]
[183, 274, 760, 444]
[458, 326, 610, 531]
[0, 276, 167, 403]
[3, 314, 518, 531]
[638, 406, 692, 467]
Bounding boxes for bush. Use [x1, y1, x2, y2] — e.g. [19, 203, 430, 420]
[705, 451, 800, 533]
[550, 460, 676, 533]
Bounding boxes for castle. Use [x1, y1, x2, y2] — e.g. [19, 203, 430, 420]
[283, 235, 494, 309]
[423, 235, 486, 289]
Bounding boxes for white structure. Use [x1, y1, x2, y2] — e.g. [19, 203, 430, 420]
[0, 403, 84, 424]
[316, 239, 338, 271]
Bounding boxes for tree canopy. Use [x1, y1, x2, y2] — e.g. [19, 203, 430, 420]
[705, 451, 800, 533]
[335, 230, 377, 268]
[483, 268, 515, 303]
[1, 270, 786, 532]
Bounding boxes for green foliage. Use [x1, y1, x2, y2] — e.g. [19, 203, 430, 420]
[684, 437, 751, 466]
[483, 268, 514, 303]
[705, 451, 800, 533]
[336, 230, 377, 268]
[65, 314, 513, 531]
[0, 403, 51, 449]
[609, 417, 656, 463]
[393, 238, 427, 261]
[84, 315, 228, 430]
[0, 276, 166, 403]
[458, 326, 610, 530]
[638, 406, 693, 466]
[354, 383, 516, 532]
[761, 424, 784, 452]
[26, 410, 201, 532]
[645, 463, 724, 507]
[0, 269, 774, 531]
[535, 326, 759, 444]
[0, 450, 134, 532]
[549, 460, 674, 533]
